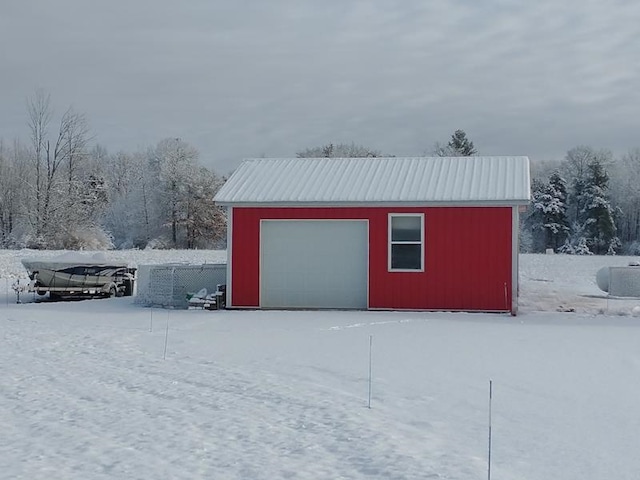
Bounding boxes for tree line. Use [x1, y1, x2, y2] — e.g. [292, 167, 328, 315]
[524, 146, 640, 255]
[3, 96, 637, 257]
[1, 116, 477, 251]
[0, 91, 226, 250]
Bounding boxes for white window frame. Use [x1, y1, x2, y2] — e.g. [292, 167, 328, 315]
[388, 213, 424, 272]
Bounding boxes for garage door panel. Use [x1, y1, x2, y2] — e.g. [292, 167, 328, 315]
[261, 221, 368, 309]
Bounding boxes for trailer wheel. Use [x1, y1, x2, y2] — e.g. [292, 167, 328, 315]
[34, 282, 47, 295]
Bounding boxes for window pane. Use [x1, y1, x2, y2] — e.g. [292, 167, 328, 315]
[391, 244, 422, 270]
[392, 216, 421, 242]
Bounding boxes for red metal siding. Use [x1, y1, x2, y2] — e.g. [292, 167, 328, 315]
[230, 206, 513, 311]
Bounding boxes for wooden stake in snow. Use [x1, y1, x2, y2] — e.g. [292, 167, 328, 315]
[163, 310, 170, 360]
[368, 334, 373, 409]
[149, 308, 153, 333]
[488, 379, 493, 480]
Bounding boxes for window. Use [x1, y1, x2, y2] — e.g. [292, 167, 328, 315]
[389, 214, 424, 271]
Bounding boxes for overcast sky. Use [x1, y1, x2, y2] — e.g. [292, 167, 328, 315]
[1, 1, 638, 174]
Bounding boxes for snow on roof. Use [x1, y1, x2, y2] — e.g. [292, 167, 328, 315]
[214, 156, 531, 206]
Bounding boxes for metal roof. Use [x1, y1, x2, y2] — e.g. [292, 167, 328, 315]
[214, 156, 531, 206]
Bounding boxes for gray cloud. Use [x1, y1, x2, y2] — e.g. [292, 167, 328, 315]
[1, 0, 638, 174]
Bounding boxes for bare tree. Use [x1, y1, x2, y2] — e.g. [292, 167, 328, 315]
[26, 89, 52, 240]
[610, 148, 640, 245]
[25, 90, 92, 247]
[61, 107, 90, 193]
[181, 167, 226, 248]
[0, 139, 32, 246]
[297, 142, 383, 158]
[101, 149, 161, 248]
[154, 138, 199, 247]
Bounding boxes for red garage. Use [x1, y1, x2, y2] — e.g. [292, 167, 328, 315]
[214, 156, 530, 314]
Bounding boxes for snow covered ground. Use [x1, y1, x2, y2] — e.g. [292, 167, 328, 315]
[1, 250, 640, 479]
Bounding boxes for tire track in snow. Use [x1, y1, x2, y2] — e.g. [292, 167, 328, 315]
[1, 318, 467, 479]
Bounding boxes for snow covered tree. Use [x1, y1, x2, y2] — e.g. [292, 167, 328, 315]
[3, 92, 228, 250]
[581, 158, 619, 254]
[54, 138, 112, 249]
[180, 167, 226, 249]
[562, 146, 612, 226]
[558, 235, 593, 255]
[527, 172, 570, 252]
[433, 129, 477, 156]
[524, 179, 549, 252]
[0, 140, 30, 247]
[297, 142, 382, 158]
[153, 138, 199, 247]
[25, 89, 52, 245]
[548, 146, 621, 255]
[100, 141, 224, 250]
[80, 146, 109, 222]
[609, 148, 640, 246]
[25, 90, 94, 248]
[544, 172, 570, 250]
[102, 150, 161, 248]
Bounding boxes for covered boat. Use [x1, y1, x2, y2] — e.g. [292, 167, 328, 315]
[21, 253, 136, 298]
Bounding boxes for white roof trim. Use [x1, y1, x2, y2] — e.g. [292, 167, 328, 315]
[214, 157, 531, 206]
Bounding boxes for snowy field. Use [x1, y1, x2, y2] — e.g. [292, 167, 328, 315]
[1, 250, 640, 480]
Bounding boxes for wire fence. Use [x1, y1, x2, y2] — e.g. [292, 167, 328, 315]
[135, 263, 227, 309]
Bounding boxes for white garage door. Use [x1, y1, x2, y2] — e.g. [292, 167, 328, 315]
[260, 220, 368, 309]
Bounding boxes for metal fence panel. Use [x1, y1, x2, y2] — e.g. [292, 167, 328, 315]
[135, 263, 227, 308]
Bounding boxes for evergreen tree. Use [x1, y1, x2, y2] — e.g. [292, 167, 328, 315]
[558, 236, 593, 255]
[524, 179, 548, 252]
[536, 172, 570, 250]
[433, 129, 477, 156]
[563, 146, 613, 227]
[447, 129, 476, 156]
[545, 172, 570, 250]
[527, 172, 570, 251]
[581, 158, 619, 254]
